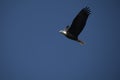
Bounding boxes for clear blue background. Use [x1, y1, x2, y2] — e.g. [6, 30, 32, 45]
[1, 0, 120, 80]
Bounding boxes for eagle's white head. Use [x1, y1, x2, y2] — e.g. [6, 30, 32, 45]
[59, 30, 67, 36]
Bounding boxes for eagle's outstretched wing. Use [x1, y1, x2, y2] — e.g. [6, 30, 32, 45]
[68, 7, 91, 37]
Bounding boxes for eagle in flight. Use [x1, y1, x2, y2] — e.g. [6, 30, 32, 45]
[59, 7, 91, 45]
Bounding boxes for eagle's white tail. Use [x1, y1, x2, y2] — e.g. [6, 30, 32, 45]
[77, 39, 85, 45]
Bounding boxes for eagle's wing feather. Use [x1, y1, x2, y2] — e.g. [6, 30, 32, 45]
[68, 7, 91, 37]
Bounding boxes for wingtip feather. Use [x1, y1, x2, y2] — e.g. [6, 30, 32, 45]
[83, 6, 91, 14]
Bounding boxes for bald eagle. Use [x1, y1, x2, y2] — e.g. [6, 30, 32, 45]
[59, 7, 91, 45]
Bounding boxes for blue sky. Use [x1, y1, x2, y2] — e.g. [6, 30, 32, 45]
[1, 0, 120, 80]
